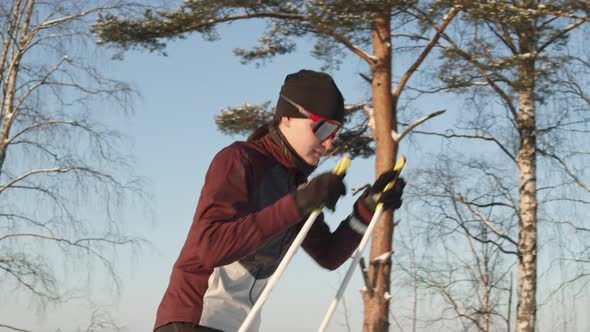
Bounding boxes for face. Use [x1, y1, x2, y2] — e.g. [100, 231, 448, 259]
[278, 117, 334, 165]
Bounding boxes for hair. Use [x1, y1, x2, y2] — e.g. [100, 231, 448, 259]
[247, 118, 280, 142]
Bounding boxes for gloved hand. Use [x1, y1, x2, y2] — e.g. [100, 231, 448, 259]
[293, 172, 346, 214]
[359, 170, 406, 213]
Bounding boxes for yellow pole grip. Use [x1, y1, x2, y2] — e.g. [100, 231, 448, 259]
[377, 155, 407, 209]
[332, 154, 350, 176]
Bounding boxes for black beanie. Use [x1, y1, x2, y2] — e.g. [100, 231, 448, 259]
[275, 70, 345, 123]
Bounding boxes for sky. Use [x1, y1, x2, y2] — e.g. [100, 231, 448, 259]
[3, 6, 588, 332]
[98, 22, 410, 332]
[4, 18, 431, 332]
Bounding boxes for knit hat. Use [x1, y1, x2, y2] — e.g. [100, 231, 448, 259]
[275, 70, 345, 123]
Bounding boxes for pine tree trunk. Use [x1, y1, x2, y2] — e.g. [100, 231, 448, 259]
[515, 13, 538, 330]
[363, 11, 396, 332]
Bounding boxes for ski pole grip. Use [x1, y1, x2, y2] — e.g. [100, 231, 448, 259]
[376, 155, 406, 209]
[332, 154, 350, 176]
[310, 154, 350, 212]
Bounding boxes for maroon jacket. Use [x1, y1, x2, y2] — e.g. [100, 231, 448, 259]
[154, 129, 373, 331]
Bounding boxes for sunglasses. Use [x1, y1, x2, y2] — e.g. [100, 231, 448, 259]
[280, 94, 342, 141]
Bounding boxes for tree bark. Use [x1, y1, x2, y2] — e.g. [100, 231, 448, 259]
[363, 11, 396, 332]
[0, 0, 30, 173]
[515, 7, 538, 330]
[483, 248, 490, 332]
[515, 88, 537, 332]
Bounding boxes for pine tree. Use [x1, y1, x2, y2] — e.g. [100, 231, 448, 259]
[92, 1, 458, 330]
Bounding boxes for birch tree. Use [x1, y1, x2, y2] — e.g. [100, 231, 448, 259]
[400, 158, 516, 331]
[410, 1, 590, 331]
[92, 1, 458, 330]
[0, 1, 142, 330]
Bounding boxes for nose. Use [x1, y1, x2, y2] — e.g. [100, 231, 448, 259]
[321, 137, 334, 150]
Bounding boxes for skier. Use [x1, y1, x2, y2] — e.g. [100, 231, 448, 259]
[154, 69, 405, 332]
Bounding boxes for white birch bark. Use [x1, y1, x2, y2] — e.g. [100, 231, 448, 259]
[515, 75, 538, 332]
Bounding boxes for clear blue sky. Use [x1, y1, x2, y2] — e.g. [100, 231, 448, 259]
[101, 22, 399, 332]
[5, 10, 587, 332]
[6, 20, 424, 331]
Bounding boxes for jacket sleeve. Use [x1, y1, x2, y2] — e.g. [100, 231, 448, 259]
[301, 211, 365, 271]
[189, 145, 304, 269]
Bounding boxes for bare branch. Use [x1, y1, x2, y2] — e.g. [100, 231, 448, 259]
[483, 20, 517, 54]
[359, 257, 374, 297]
[392, 6, 461, 102]
[323, 29, 376, 65]
[413, 130, 516, 161]
[539, 272, 590, 307]
[539, 149, 590, 192]
[0, 260, 60, 301]
[0, 166, 115, 195]
[392, 110, 446, 143]
[0, 323, 31, 332]
[12, 56, 69, 113]
[7, 120, 80, 145]
[549, 220, 590, 233]
[475, 66, 518, 119]
[0, 232, 135, 246]
[82, 308, 125, 332]
[455, 195, 518, 246]
[7, 140, 60, 161]
[0, 213, 52, 231]
[537, 19, 586, 53]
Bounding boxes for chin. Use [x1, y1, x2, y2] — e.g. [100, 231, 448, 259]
[306, 156, 320, 166]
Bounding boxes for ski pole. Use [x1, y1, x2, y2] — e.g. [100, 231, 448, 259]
[238, 155, 351, 332]
[317, 155, 406, 332]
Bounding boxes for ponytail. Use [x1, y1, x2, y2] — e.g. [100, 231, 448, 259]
[247, 118, 280, 142]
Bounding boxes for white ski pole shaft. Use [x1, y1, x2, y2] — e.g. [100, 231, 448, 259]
[317, 206, 384, 332]
[318, 155, 406, 332]
[238, 155, 350, 332]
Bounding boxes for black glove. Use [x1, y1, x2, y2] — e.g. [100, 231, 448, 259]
[360, 170, 406, 213]
[293, 172, 346, 214]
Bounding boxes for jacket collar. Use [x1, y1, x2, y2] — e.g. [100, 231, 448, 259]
[258, 125, 316, 180]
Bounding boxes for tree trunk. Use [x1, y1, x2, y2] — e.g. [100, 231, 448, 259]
[363, 11, 396, 332]
[482, 249, 490, 332]
[0, 51, 20, 174]
[515, 87, 537, 332]
[515, 12, 538, 330]
[0, 0, 29, 173]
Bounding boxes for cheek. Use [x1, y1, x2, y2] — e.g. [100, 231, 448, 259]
[295, 123, 317, 143]
[304, 132, 322, 150]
